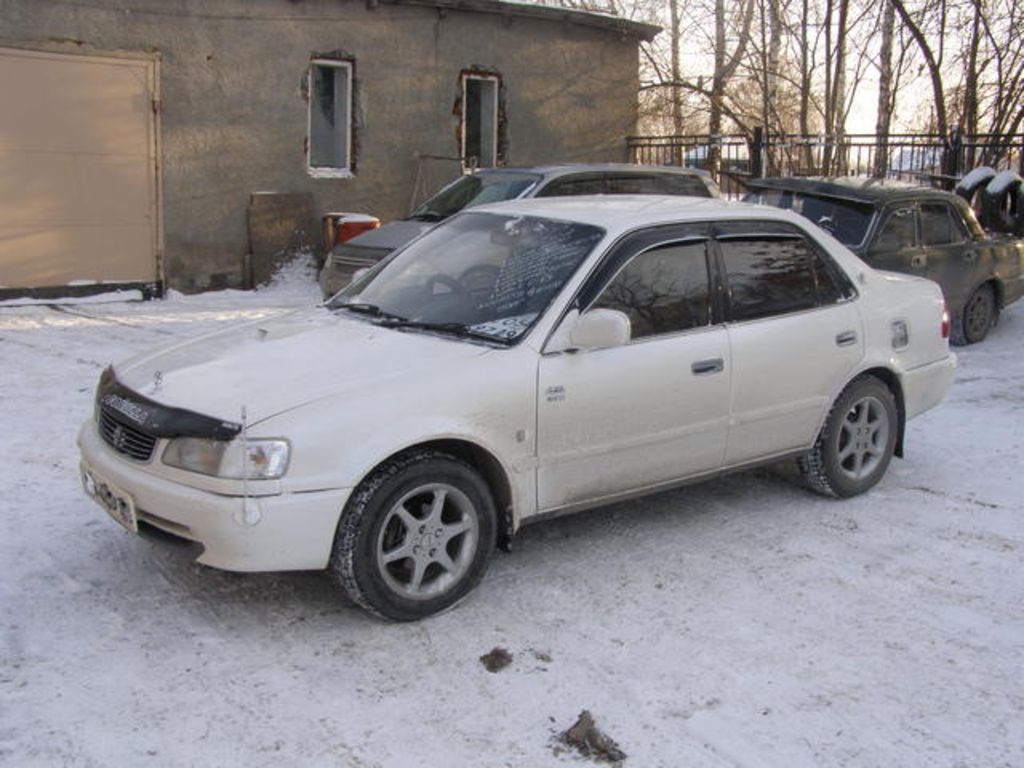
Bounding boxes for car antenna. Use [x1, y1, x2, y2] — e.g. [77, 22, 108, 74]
[241, 405, 253, 526]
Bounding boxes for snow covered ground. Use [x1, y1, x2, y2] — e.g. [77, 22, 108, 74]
[1, 260, 1022, 767]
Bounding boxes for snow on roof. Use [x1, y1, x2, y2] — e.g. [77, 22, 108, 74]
[472, 193, 798, 232]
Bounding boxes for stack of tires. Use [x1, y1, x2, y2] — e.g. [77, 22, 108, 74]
[955, 167, 1024, 236]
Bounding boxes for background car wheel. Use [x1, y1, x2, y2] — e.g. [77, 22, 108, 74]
[951, 283, 997, 346]
[329, 450, 497, 621]
[798, 376, 898, 498]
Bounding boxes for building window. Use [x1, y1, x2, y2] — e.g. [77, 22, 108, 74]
[308, 59, 353, 176]
[461, 74, 499, 171]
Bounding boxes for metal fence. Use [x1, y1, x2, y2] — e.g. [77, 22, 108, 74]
[627, 129, 1024, 195]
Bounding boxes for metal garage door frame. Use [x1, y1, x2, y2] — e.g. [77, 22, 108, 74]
[0, 45, 163, 301]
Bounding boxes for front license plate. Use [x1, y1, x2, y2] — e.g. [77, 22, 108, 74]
[82, 465, 138, 533]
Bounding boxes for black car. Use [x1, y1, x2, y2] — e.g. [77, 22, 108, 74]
[319, 164, 720, 297]
[745, 176, 1024, 344]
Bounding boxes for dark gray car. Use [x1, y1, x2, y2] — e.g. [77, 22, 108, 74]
[319, 163, 720, 296]
[745, 176, 1024, 344]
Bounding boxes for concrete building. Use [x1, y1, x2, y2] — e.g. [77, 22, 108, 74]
[0, 0, 658, 295]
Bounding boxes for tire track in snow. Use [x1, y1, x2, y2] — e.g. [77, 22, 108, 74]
[47, 304, 184, 337]
[0, 334, 107, 369]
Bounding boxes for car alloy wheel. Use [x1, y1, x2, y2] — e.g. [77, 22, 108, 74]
[834, 395, 890, 482]
[375, 483, 479, 600]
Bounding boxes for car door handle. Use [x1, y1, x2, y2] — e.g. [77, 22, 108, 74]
[963, 250, 977, 263]
[835, 330, 858, 347]
[691, 358, 724, 376]
[910, 254, 926, 268]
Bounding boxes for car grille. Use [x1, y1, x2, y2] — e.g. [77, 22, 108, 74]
[98, 406, 158, 462]
[331, 252, 379, 269]
[330, 244, 390, 270]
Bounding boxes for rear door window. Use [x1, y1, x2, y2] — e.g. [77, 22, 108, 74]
[919, 202, 966, 245]
[871, 207, 917, 252]
[719, 236, 817, 321]
[715, 221, 853, 322]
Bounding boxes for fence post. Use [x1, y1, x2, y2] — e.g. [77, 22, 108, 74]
[750, 126, 765, 178]
[944, 125, 963, 184]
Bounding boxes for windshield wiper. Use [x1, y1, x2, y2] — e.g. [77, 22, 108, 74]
[333, 302, 407, 322]
[376, 317, 511, 345]
[336, 303, 510, 344]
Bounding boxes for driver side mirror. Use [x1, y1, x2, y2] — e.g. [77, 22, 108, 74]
[547, 308, 632, 353]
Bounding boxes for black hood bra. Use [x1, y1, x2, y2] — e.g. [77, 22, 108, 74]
[97, 367, 242, 441]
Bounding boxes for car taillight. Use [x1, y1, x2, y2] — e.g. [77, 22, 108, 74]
[941, 303, 950, 339]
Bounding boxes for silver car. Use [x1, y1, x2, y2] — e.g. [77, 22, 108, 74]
[319, 163, 720, 297]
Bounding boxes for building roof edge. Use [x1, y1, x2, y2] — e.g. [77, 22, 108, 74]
[383, 0, 661, 41]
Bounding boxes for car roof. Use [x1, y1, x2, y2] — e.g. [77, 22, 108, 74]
[478, 163, 714, 181]
[745, 176, 952, 205]
[470, 194, 809, 234]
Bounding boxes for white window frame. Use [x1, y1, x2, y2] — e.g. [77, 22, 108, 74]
[460, 74, 499, 172]
[307, 59, 353, 178]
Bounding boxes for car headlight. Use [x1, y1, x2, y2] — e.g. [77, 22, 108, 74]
[162, 438, 290, 480]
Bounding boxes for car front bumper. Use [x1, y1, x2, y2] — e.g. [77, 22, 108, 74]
[78, 421, 350, 572]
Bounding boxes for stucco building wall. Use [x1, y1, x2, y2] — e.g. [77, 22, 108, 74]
[1, 0, 652, 291]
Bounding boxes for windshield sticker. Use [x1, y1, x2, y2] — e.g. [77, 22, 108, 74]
[471, 314, 536, 340]
[479, 226, 601, 317]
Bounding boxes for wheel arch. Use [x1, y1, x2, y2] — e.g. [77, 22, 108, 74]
[982, 277, 1004, 310]
[856, 366, 906, 458]
[359, 438, 516, 552]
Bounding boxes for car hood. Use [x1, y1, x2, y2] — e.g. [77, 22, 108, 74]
[345, 219, 435, 252]
[113, 307, 489, 426]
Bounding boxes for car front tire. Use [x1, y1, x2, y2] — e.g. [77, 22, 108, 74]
[329, 450, 497, 621]
[799, 376, 898, 498]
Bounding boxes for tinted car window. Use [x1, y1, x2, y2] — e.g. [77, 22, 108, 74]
[604, 174, 712, 198]
[720, 236, 818, 321]
[919, 203, 965, 245]
[872, 207, 916, 251]
[536, 176, 605, 197]
[812, 246, 851, 305]
[592, 241, 710, 339]
[745, 190, 875, 246]
[409, 172, 541, 219]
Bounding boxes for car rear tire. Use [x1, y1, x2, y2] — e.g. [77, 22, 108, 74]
[952, 283, 997, 346]
[329, 450, 497, 621]
[798, 376, 898, 498]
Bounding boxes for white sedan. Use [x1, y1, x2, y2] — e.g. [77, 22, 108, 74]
[79, 196, 956, 620]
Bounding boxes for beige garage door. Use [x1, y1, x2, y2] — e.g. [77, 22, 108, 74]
[0, 48, 159, 290]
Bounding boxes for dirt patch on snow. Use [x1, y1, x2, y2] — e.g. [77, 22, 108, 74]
[479, 646, 513, 673]
[558, 710, 627, 764]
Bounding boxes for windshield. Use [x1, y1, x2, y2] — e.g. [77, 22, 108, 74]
[409, 172, 542, 220]
[329, 212, 605, 343]
[746, 189, 876, 247]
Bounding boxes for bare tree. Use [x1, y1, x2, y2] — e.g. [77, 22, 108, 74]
[873, 0, 897, 176]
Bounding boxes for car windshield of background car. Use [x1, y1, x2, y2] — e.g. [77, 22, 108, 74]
[409, 172, 542, 220]
[331, 212, 605, 342]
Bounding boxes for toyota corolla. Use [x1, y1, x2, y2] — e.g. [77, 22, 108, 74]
[79, 196, 956, 620]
